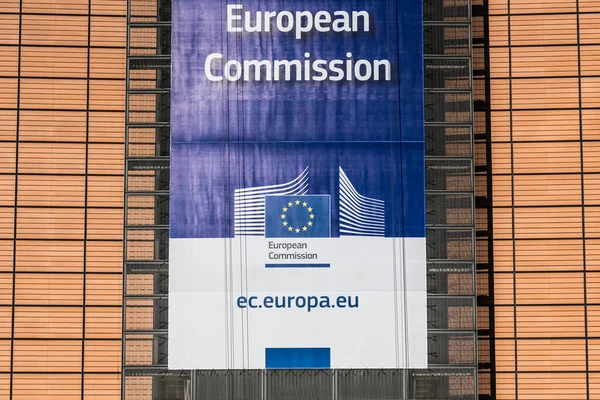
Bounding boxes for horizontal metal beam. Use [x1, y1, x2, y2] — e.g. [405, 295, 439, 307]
[129, 88, 171, 94]
[126, 190, 169, 196]
[127, 122, 170, 128]
[129, 21, 172, 27]
[126, 225, 169, 230]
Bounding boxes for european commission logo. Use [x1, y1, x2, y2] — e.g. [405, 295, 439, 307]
[233, 167, 385, 237]
[265, 195, 331, 238]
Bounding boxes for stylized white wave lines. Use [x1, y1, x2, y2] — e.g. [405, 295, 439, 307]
[234, 167, 309, 236]
[339, 167, 385, 237]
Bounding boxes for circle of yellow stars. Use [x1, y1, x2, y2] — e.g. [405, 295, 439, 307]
[280, 199, 315, 234]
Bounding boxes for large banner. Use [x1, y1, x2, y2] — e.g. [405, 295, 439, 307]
[170, 0, 426, 370]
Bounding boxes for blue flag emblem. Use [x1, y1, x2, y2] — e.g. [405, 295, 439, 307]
[265, 195, 331, 238]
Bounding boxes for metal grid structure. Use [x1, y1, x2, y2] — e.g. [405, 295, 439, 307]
[423, 0, 477, 398]
[123, 0, 476, 398]
[471, 1, 494, 397]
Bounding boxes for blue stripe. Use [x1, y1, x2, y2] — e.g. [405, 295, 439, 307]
[265, 348, 331, 369]
[265, 264, 330, 269]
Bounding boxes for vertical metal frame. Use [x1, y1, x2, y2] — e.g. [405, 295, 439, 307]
[423, 0, 477, 397]
[123, 0, 175, 398]
[121, 0, 131, 396]
[8, 0, 23, 398]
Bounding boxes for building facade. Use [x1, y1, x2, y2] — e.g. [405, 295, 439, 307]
[0, 0, 125, 398]
[484, 0, 600, 397]
[1, 0, 598, 398]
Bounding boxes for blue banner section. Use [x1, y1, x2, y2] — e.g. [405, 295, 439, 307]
[170, 142, 424, 238]
[170, 0, 425, 239]
[265, 348, 331, 369]
[265, 195, 330, 238]
[172, 0, 407, 143]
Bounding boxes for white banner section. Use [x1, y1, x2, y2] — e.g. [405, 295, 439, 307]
[169, 237, 427, 369]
